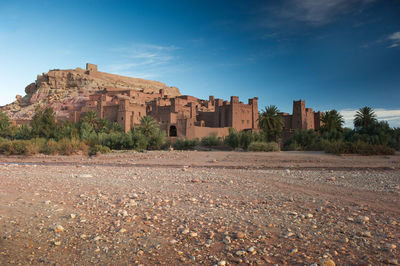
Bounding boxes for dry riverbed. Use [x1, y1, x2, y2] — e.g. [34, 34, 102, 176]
[1, 151, 399, 265]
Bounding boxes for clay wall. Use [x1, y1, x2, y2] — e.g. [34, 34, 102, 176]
[305, 108, 315, 129]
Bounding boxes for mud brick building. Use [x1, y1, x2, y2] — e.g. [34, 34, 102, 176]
[280, 100, 322, 143]
[73, 87, 259, 139]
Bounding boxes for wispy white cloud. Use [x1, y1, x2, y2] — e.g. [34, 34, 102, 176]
[387, 31, 400, 48]
[269, 0, 375, 26]
[339, 108, 400, 128]
[104, 43, 182, 79]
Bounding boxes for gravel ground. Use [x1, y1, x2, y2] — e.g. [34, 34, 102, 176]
[0, 151, 399, 265]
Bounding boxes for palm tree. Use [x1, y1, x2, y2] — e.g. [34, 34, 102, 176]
[354, 106, 377, 128]
[82, 111, 99, 129]
[139, 116, 158, 137]
[321, 110, 344, 133]
[258, 105, 283, 142]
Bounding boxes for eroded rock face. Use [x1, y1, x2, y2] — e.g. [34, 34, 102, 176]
[1, 64, 181, 121]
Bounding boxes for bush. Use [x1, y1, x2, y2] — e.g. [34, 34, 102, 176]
[201, 133, 222, 147]
[0, 139, 40, 156]
[14, 124, 32, 140]
[225, 128, 240, 149]
[248, 141, 279, 152]
[57, 138, 88, 155]
[89, 145, 111, 156]
[283, 130, 326, 151]
[172, 138, 199, 150]
[324, 141, 395, 155]
[43, 139, 59, 155]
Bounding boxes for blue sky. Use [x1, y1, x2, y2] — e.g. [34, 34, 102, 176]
[0, 0, 399, 127]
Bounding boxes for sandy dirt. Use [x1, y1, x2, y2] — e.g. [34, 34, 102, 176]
[1, 151, 399, 265]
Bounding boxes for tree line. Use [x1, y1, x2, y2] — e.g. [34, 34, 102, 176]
[0, 105, 399, 155]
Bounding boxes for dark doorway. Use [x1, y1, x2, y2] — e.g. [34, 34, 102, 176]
[169, 125, 177, 137]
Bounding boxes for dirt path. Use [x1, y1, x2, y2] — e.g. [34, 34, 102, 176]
[1, 151, 399, 265]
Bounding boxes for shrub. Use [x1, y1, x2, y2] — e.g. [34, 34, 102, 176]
[132, 130, 149, 151]
[283, 130, 325, 151]
[30, 107, 58, 139]
[43, 139, 59, 155]
[172, 138, 199, 150]
[248, 141, 279, 152]
[89, 145, 111, 156]
[0, 110, 12, 138]
[324, 141, 395, 155]
[0, 139, 40, 156]
[201, 133, 222, 147]
[225, 128, 240, 149]
[57, 138, 88, 155]
[14, 124, 32, 140]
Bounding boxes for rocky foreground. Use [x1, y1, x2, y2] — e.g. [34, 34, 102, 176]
[0, 151, 399, 265]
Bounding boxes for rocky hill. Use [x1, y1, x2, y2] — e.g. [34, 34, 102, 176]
[0, 63, 181, 121]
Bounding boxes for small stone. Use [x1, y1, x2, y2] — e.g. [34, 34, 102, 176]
[236, 231, 246, 239]
[362, 231, 372, 237]
[169, 239, 177, 244]
[121, 210, 128, 217]
[53, 241, 61, 246]
[53, 225, 64, 233]
[235, 250, 246, 256]
[44, 200, 51, 205]
[306, 213, 313, 218]
[223, 236, 231, 244]
[182, 228, 190, 234]
[80, 234, 87, 239]
[386, 244, 397, 250]
[290, 248, 298, 254]
[358, 216, 369, 223]
[247, 246, 255, 252]
[190, 232, 198, 237]
[69, 213, 76, 219]
[77, 174, 93, 178]
[119, 228, 127, 233]
[387, 258, 398, 265]
[131, 193, 139, 199]
[218, 261, 226, 266]
[317, 207, 324, 212]
[328, 177, 336, 181]
[321, 259, 336, 266]
[285, 169, 291, 174]
[93, 236, 102, 241]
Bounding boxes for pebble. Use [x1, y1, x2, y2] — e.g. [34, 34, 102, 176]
[77, 174, 93, 178]
[236, 231, 246, 239]
[189, 232, 198, 237]
[235, 250, 246, 256]
[69, 213, 76, 219]
[358, 216, 369, 223]
[53, 225, 64, 233]
[321, 259, 336, 266]
[218, 261, 226, 266]
[247, 246, 255, 252]
[119, 228, 127, 233]
[223, 236, 231, 244]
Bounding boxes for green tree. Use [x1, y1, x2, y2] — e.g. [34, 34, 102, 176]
[30, 107, 58, 139]
[138, 116, 158, 138]
[258, 105, 283, 142]
[82, 111, 99, 129]
[321, 110, 344, 133]
[354, 106, 377, 128]
[0, 110, 12, 138]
